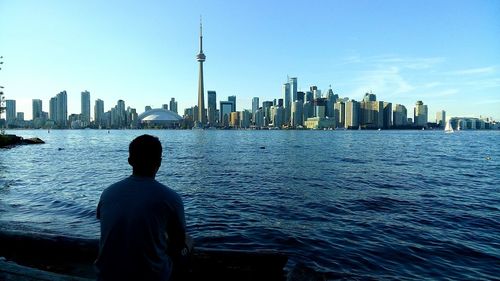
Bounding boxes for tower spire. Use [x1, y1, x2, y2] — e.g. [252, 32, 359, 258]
[196, 16, 206, 126]
[199, 15, 203, 53]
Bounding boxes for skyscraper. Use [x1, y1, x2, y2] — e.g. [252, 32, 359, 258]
[414, 101, 428, 127]
[393, 104, 408, 127]
[283, 82, 291, 124]
[81, 90, 90, 124]
[94, 99, 104, 127]
[289, 77, 298, 103]
[32, 99, 42, 121]
[56, 91, 68, 128]
[345, 100, 360, 129]
[291, 101, 303, 128]
[50, 97, 58, 121]
[169, 98, 178, 114]
[219, 101, 233, 127]
[207, 91, 217, 125]
[196, 19, 207, 125]
[436, 110, 446, 127]
[252, 97, 259, 115]
[6, 100, 16, 125]
[228, 95, 236, 112]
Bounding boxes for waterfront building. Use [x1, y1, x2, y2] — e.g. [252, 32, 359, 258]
[32, 99, 43, 121]
[436, 110, 446, 127]
[230, 111, 239, 128]
[56, 91, 68, 128]
[207, 91, 217, 126]
[291, 101, 303, 128]
[49, 97, 57, 122]
[81, 90, 90, 124]
[283, 82, 291, 124]
[303, 101, 314, 123]
[240, 110, 251, 128]
[137, 108, 181, 129]
[16, 112, 24, 122]
[94, 99, 104, 127]
[219, 101, 233, 127]
[325, 88, 338, 118]
[228, 95, 236, 112]
[262, 101, 274, 126]
[254, 108, 264, 128]
[169, 98, 178, 114]
[304, 117, 336, 130]
[116, 100, 126, 128]
[345, 100, 360, 129]
[252, 97, 259, 115]
[360, 99, 383, 129]
[289, 77, 298, 106]
[334, 101, 345, 128]
[414, 100, 428, 127]
[162, 104, 169, 110]
[448, 117, 491, 130]
[383, 102, 393, 129]
[196, 19, 207, 125]
[271, 105, 284, 128]
[313, 98, 326, 118]
[393, 104, 408, 127]
[127, 107, 138, 128]
[5, 100, 15, 125]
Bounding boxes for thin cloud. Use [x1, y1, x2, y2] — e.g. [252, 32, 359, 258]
[448, 66, 496, 75]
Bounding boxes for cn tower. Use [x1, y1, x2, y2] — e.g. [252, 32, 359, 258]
[196, 18, 206, 125]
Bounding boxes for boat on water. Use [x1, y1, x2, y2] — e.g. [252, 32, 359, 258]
[0, 230, 321, 281]
[444, 119, 454, 133]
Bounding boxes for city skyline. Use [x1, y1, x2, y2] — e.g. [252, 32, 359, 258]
[1, 1, 499, 120]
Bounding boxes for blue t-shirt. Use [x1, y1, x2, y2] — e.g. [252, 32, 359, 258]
[95, 175, 186, 281]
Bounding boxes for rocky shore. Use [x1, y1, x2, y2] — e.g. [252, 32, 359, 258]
[0, 134, 45, 148]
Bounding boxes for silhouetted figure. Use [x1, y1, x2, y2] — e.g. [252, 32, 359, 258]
[95, 134, 191, 281]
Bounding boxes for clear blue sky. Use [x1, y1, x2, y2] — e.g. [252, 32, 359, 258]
[1, 0, 499, 120]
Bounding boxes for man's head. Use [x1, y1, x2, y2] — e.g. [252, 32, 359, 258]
[128, 134, 162, 177]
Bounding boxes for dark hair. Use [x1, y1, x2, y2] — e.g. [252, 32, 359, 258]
[129, 134, 162, 168]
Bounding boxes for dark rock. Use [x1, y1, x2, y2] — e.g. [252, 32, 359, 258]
[21, 137, 45, 145]
[0, 135, 44, 148]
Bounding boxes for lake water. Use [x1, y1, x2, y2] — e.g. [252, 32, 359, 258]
[1, 129, 499, 280]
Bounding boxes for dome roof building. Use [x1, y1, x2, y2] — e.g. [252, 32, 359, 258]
[137, 108, 182, 128]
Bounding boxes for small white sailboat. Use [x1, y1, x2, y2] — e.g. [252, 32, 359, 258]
[445, 120, 454, 133]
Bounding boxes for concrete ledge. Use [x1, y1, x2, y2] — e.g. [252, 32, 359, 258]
[0, 259, 92, 281]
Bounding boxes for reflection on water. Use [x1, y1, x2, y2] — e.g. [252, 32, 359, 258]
[1, 129, 499, 279]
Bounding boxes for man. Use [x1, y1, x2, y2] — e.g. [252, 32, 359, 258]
[95, 134, 190, 281]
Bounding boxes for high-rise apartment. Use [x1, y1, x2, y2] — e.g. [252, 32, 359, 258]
[94, 99, 104, 127]
[169, 98, 178, 114]
[56, 91, 68, 128]
[414, 101, 428, 127]
[436, 110, 446, 127]
[252, 97, 259, 115]
[32, 99, 43, 121]
[6, 100, 16, 125]
[291, 101, 303, 128]
[393, 104, 408, 127]
[207, 91, 217, 125]
[228, 95, 236, 112]
[219, 101, 233, 127]
[345, 100, 360, 129]
[81, 90, 90, 124]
